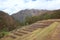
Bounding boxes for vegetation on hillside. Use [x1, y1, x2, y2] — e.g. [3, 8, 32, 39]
[11, 9, 60, 26]
[0, 11, 20, 38]
[22, 10, 60, 25]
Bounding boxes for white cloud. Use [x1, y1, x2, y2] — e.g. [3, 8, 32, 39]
[0, 0, 60, 15]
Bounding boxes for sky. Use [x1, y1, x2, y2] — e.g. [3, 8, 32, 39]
[0, 0, 60, 15]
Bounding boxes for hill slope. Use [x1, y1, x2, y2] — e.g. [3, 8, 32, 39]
[1, 19, 60, 40]
[0, 11, 19, 31]
[0, 11, 20, 38]
[11, 9, 60, 25]
[11, 9, 48, 24]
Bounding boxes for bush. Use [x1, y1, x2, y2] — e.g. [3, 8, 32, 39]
[0, 32, 9, 38]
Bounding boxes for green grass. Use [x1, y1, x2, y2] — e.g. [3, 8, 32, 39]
[0, 31, 9, 38]
[0, 28, 9, 38]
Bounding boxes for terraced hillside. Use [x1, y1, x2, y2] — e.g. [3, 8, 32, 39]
[0, 19, 60, 40]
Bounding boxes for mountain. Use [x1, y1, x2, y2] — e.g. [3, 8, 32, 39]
[11, 9, 60, 25]
[0, 11, 19, 31]
[12, 9, 60, 25]
[12, 9, 48, 24]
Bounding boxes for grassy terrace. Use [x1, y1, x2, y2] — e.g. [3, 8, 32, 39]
[0, 22, 59, 40]
[22, 22, 59, 40]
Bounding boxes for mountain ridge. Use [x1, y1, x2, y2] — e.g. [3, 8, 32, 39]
[11, 9, 49, 24]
